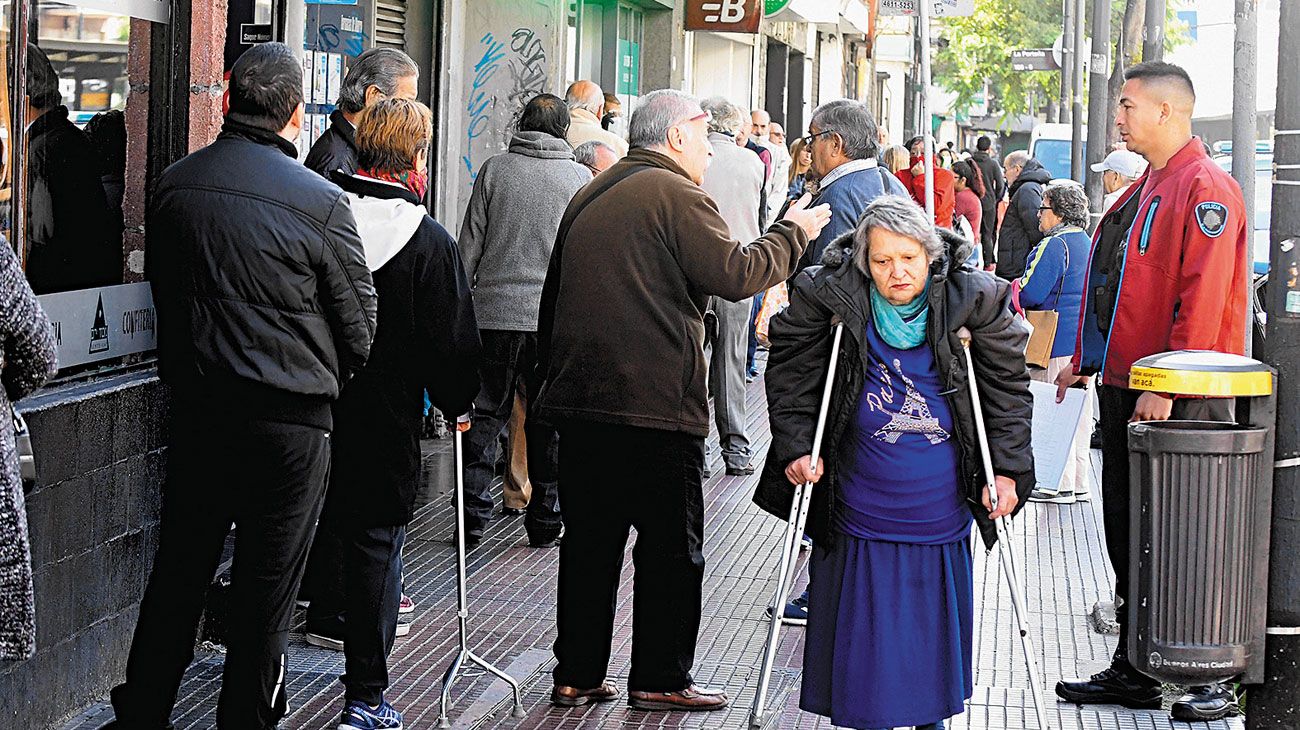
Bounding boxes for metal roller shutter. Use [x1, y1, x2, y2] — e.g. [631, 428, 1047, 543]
[375, 0, 407, 50]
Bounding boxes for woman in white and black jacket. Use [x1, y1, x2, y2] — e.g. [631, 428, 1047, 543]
[310, 97, 482, 730]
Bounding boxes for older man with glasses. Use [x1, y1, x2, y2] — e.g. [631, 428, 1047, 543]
[535, 89, 830, 712]
[796, 99, 909, 272]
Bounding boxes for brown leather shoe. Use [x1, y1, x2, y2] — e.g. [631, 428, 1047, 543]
[627, 685, 730, 711]
[551, 680, 622, 707]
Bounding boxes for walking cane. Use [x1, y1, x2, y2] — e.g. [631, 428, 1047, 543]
[437, 428, 525, 728]
[956, 327, 1050, 730]
[750, 323, 844, 729]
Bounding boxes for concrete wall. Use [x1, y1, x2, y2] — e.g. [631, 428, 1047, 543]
[0, 371, 169, 730]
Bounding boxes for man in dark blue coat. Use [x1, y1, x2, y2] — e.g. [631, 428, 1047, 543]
[796, 99, 909, 272]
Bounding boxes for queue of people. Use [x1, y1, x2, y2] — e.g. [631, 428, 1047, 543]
[2, 37, 1234, 730]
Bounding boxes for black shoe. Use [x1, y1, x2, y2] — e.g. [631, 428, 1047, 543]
[725, 463, 756, 476]
[1055, 665, 1162, 709]
[453, 529, 483, 549]
[1170, 684, 1238, 722]
[528, 527, 564, 548]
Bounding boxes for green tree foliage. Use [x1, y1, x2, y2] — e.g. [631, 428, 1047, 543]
[933, 0, 1062, 120]
[934, 0, 1190, 122]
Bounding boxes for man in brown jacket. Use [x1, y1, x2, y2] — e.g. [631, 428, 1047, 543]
[536, 89, 830, 712]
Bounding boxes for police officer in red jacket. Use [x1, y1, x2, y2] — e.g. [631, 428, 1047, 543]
[1053, 61, 1248, 723]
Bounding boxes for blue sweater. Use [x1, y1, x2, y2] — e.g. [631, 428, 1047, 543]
[799, 167, 909, 270]
[1018, 226, 1091, 358]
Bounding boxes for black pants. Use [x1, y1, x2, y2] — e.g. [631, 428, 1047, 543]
[1097, 385, 1233, 668]
[110, 417, 331, 729]
[553, 420, 706, 692]
[305, 522, 406, 705]
[979, 201, 998, 266]
[463, 330, 560, 539]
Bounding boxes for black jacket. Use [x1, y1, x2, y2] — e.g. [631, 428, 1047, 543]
[25, 106, 121, 294]
[971, 150, 1006, 210]
[995, 158, 1052, 280]
[304, 110, 358, 177]
[323, 173, 482, 526]
[147, 121, 377, 428]
[753, 230, 1034, 549]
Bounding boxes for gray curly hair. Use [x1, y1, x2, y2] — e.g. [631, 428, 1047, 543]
[852, 196, 944, 275]
[699, 96, 744, 136]
[1043, 180, 1090, 229]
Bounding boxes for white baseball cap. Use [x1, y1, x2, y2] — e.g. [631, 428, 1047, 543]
[1090, 149, 1147, 178]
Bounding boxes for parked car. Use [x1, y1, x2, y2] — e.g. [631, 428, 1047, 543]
[1214, 153, 1271, 275]
[1030, 123, 1087, 181]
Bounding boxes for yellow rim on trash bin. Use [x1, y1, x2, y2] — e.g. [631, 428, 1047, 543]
[1129, 350, 1274, 397]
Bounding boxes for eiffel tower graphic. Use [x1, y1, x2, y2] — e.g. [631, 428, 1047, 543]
[872, 358, 950, 445]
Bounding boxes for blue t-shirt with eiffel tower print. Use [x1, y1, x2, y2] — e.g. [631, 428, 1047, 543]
[833, 320, 972, 545]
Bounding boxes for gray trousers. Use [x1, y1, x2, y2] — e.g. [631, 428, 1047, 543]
[705, 296, 751, 468]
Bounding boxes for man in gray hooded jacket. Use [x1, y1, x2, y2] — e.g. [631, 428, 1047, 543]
[458, 93, 591, 547]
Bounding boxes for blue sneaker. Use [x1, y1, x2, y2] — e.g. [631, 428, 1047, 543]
[765, 590, 808, 626]
[339, 699, 404, 730]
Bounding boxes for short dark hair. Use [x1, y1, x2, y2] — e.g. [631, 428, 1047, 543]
[1124, 61, 1195, 100]
[227, 42, 304, 132]
[518, 93, 570, 139]
[26, 44, 62, 111]
[977, 135, 992, 152]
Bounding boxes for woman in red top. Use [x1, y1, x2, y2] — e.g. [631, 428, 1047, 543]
[895, 136, 956, 228]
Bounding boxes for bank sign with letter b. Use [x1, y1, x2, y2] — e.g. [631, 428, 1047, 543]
[686, 0, 763, 33]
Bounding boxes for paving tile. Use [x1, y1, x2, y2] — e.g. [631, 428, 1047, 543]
[62, 365, 1245, 730]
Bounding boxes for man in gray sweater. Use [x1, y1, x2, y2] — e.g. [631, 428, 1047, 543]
[458, 93, 590, 547]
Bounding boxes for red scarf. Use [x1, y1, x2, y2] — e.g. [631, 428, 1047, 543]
[357, 167, 429, 200]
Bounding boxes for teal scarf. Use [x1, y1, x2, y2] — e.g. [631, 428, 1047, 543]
[870, 283, 930, 349]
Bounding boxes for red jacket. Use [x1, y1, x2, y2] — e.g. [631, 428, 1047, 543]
[1072, 137, 1248, 388]
[896, 155, 956, 228]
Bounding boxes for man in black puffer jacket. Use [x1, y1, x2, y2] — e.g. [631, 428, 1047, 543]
[995, 151, 1053, 280]
[111, 43, 377, 730]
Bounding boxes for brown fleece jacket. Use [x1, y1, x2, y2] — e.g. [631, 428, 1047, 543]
[536, 147, 809, 437]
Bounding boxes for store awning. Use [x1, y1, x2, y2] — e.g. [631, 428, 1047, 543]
[766, 0, 840, 25]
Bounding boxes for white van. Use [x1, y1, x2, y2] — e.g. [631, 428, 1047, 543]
[1029, 123, 1087, 180]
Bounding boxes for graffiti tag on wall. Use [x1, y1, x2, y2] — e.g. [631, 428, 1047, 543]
[461, 27, 549, 182]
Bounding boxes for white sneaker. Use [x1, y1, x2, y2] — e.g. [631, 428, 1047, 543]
[1075, 491, 1092, 502]
[395, 621, 410, 637]
[306, 632, 344, 651]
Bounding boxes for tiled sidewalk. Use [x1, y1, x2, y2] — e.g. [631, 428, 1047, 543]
[65, 371, 1244, 730]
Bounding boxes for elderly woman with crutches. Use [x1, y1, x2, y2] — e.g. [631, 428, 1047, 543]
[754, 195, 1035, 729]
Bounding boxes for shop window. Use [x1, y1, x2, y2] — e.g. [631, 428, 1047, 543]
[4, 0, 172, 374]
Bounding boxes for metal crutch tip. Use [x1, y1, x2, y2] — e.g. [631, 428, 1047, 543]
[438, 716, 452, 729]
[512, 703, 526, 718]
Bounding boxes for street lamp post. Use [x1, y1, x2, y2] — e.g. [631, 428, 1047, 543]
[1085, 0, 1112, 226]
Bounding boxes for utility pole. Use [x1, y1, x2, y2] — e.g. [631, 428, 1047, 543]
[1070, 0, 1086, 182]
[919, 0, 935, 220]
[1085, 0, 1112, 225]
[1143, 0, 1165, 62]
[1251, 0, 1300, 725]
[1232, 0, 1259, 356]
[1061, 0, 1075, 125]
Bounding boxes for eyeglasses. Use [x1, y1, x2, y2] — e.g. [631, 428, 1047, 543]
[1038, 206, 1053, 212]
[800, 129, 837, 146]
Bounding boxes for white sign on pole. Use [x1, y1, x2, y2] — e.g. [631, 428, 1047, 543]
[65, 0, 170, 24]
[879, 0, 975, 17]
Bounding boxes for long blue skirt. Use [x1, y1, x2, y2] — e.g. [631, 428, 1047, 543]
[799, 534, 974, 729]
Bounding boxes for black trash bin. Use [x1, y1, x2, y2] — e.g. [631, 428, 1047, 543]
[1126, 351, 1276, 686]
[1128, 421, 1270, 684]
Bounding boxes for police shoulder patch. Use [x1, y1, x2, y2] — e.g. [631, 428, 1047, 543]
[1195, 201, 1229, 238]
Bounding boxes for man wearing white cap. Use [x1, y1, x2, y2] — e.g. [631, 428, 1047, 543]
[1092, 149, 1147, 212]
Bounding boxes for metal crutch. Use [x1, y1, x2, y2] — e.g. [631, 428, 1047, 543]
[956, 327, 1050, 730]
[437, 428, 525, 728]
[750, 323, 845, 729]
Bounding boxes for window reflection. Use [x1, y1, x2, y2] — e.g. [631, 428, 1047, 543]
[24, 41, 121, 293]
[20, 2, 130, 294]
